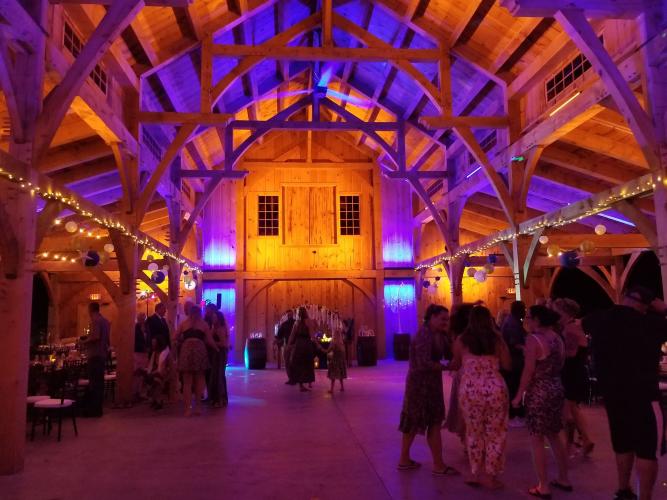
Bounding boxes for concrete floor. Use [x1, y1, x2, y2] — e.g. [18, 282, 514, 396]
[2, 361, 667, 500]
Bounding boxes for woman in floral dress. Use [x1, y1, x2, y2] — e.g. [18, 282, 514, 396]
[512, 305, 571, 498]
[398, 304, 457, 475]
[455, 306, 511, 489]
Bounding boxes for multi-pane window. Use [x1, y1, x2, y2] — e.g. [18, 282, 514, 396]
[339, 195, 360, 236]
[258, 195, 279, 236]
[545, 36, 602, 104]
[142, 130, 163, 161]
[63, 20, 109, 96]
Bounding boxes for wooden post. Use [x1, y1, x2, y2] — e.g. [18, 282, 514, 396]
[447, 259, 465, 307]
[0, 173, 37, 475]
[110, 230, 138, 406]
[639, 7, 667, 299]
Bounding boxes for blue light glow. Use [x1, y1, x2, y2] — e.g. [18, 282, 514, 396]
[383, 240, 414, 266]
[202, 282, 237, 363]
[466, 166, 482, 179]
[202, 242, 236, 269]
[383, 281, 418, 358]
[598, 213, 636, 227]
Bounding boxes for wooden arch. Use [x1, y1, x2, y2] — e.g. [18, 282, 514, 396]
[548, 266, 615, 302]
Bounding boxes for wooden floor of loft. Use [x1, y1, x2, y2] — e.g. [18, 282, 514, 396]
[2, 361, 666, 500]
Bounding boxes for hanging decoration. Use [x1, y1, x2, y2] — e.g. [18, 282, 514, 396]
[483, 263, 495, 274]
[146, 254, 154, 262]
[84, 250, 100, 267]
[162, 265, 170, 273]
[65, 221, 78, 233]
[538, 235, 549, 244]
[487, 254, 498, 265]
[147, 262, 159, 271]
[103, 243, 114, 253]
[466, 267, 477, 278]
[474, 270, 487, 283]
[422, 280, 430, 288]
[579, 240, 596, 255]
[594, 224, 607, 235]
[151, 270, 166, 284]
[184, 279, 197, 290]
[546, 244, 560, 257]
[559, 250, 580, 268]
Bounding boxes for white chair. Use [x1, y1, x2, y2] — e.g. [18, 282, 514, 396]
[31, 369, 79, 442]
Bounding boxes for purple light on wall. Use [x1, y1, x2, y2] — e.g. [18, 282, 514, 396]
[383, 280, 418, 358]
[202, 281, 236, 363]
[202, 242, 236, 269]
[382, 239, 414, 266]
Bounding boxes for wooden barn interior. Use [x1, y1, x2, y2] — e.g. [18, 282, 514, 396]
[1, 0, 667, 487]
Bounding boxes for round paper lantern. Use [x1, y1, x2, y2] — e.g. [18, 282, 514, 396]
[146, 254, 154, 262]
[436, 267, 443, 273]
[487, 254, 498, 265]
[103, 243, 114, 254]
[84, 250, 100, 267]
[547, 244, 560, 257]
[538, 235, 549, 245]
[559, 250, 580, 268]
[184, 279, 196, 290]
[474, 270, 487, 283]
[162, 265, 169, 272]
[434, 276, 441, 282]
[579, 239, 595, 255]
[151, 271, 166, 284]
[466, 267, 477, 278]
[183, 270, 189, 276]
[483, 263, 495, 274]
[422, 280, 430, 289]
[148, 262, 159, 271]
[65, 221, 78, 233]
[594, 224, 607, 236]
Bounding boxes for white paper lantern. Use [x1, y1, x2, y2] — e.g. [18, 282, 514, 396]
[184, 279, 196, 290]
[103, 243, 114, 253]
[148, 262, 159, 271]
[474, 270, 487, 283]
[65, 221, 78, 233]
[594, 224, 607, 236]
[538, 235, 549, 245]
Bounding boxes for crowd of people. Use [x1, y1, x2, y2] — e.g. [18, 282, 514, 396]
[397, 286, 667, 500]
[279, 306, 348, 394]
[132, 300, 230, 415]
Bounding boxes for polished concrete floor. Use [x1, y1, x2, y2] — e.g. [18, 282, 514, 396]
[2, 361, 667, 500]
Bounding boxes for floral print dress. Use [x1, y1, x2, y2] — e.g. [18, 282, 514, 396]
[459, 354, 508, 476]
[398, 325, 445, 435]
[524, 334, 565, 435]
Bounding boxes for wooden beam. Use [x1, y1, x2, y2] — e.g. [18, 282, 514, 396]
[138, 111, 233, 125]
[454, 126, 514, 223]
[34, 0, 144, 163]
[51, 0, 191, 5]
[39, 137, 111, 173]
[210, 43, 440, 62]
[555, 9, 660, 170]
[241, 160, 374, 169]
[322, 0, 333, 47]
[136, 123, 195, 221]
[541, 144, 640, 184]
[500, 0, 643, 18]
[0, 0, 45, 48]
[421, 115, 509, 129]
[45, 39, 138, 153]
[0, 37, 21, 140]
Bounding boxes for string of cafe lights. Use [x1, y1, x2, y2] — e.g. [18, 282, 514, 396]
[415, 174, 662, 271]
[0, 166, 201, 273]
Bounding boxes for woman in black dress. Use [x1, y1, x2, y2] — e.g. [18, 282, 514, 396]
[287, 307, 316, 392]
[553, 298, 594, 456]
[398, 304, 457, 476]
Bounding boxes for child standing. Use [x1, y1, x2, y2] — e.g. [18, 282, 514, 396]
[327, 330, 347, 393]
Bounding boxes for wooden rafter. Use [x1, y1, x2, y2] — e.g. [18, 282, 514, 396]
[34, 0, 144, 163]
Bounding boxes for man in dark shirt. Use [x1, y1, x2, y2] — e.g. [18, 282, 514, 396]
[80, 302, 110, 417]
[146, 303, 171, 354]
[276, 310, 295, 371]
[501, 301, 527, 425]
[582, 286, 667, 500]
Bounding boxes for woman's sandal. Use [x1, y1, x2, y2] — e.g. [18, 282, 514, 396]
[397, 459, 421, 471]
[432, 465, 459, 476]
[550, 480, 573, 492]
[528, 486, 552, 499]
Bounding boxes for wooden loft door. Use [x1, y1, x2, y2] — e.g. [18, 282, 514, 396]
[283, 185, 336, 246]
